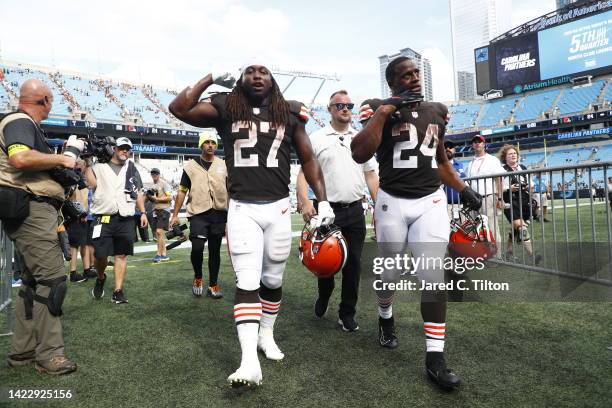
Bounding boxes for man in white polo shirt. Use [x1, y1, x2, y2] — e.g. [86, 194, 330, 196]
[465, 134, 504, 245]
[297, 90, 379, 332]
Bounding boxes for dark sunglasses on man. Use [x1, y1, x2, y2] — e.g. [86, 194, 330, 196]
[330, 103, 354, 111]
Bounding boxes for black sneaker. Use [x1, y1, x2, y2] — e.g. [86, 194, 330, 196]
[91, 273, 106, 299]
[112, 289, 128, 304]
[378, 316, 398, 349]
[84, 268, 98, 279]
[338, 316, 359, 332]
[314, 297, 329, 318]
[69, 271, 87, 283]
[426, 352, 461, 390]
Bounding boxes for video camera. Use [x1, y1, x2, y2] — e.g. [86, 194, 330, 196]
[61, 200, 88, 224]
[49, 166, 87, 190]
[81, 134, 116, 164]
[166, 224, 188, 251]
[145, 188, 157, 199]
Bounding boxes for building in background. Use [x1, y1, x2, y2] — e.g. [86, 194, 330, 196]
[449, 0, 513, 101]
[556, 0, 580, 9]
[379, 47, 433, 101]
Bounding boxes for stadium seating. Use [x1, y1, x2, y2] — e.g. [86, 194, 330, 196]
[448, 103, 481, 131]
[60, 75, 124, 121]
[0, 84, 9, 111]
[138, 158, 182, 186]
[477, 98, 517, 127]
[110, 83, 170, 126]
[513, 89, 560, 122]
[2, 66, 72, 116]
[555, 80, 605, 115]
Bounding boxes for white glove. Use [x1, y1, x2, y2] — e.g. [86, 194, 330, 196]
[310, 201, 335, 228]
[63, 135, 85, 159]
[212, 72, 236, 89]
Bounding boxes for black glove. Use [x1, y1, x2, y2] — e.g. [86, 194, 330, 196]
[460, 186, 482, 211]
[381, 90, 424, 109]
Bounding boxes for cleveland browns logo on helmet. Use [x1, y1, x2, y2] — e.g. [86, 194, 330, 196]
[299, 223, 348, 278]
[449, 209, 497, 260]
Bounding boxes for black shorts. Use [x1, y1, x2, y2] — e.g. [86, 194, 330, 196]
[92, 215, 135, 258]
[66, 220, 88, 247]
[189, 210, 227, 239]
[154, 209, 170, 231]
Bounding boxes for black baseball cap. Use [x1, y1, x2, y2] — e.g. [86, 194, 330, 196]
[150, 168, 160, 174]
[444, 140, 456, 149]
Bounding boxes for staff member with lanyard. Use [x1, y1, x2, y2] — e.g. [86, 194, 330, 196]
[465, 134, 504, 247]
[297, 90, 379, 332]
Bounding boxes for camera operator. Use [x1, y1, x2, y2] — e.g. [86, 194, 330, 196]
[0, 79, 80, 374]
[83, 137, 148, 304]
[148, 168, 172, 262]
[170, 132, 228, 298]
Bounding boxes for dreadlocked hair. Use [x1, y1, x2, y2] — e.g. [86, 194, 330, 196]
[225, 77, 290, 127]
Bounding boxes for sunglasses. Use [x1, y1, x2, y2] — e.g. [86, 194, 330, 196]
[331, 103, 354, 110]
[117, 145, 131, 151]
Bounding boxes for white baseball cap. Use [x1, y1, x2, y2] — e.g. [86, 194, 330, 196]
[115, 137, 132, 148]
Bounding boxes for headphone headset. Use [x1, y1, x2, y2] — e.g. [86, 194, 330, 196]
[37, 96, 49, 106]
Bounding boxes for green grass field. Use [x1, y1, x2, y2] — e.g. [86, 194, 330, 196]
[1, 210, 611, 407]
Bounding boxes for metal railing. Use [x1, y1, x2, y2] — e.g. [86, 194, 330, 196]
[0, 221, 14, 336]
[449, 161, 612, 286]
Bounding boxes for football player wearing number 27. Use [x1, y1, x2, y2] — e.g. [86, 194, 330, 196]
[351, 57, 482, 391]
[169, 62, 334, 389]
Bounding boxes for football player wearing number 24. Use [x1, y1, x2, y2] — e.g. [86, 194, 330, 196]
[351, 57, 482, 391]
[169, 63, 334, 390]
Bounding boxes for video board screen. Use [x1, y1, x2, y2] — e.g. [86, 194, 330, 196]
[494, 33, 541, 90]
[538, 10, 612, 80]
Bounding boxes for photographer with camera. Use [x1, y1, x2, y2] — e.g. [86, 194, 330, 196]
[65, 167, 93, 283]
[499, 145, 541, 265]
[0, 79, 81, 374]
[170, 132, 228, 298]
[83, 137, 148, 304]
[148, 168, 172, 262]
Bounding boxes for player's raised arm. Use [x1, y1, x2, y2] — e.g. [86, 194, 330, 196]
[351, 101, 395, 164]
[169, 73, 235, 127]
[293, 121, 327, 202]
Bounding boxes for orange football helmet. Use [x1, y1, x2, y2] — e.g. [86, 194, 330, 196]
[299, 224, 348, 278]
[449, 209, 497, 260]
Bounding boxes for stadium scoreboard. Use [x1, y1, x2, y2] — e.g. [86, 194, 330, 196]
[476, 2, 612, 96]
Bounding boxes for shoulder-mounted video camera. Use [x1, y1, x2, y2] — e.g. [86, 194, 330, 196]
[81, 134, 116, 164]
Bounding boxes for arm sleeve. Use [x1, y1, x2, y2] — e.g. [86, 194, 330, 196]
[3, 118, 37, 150]
[179, 170, 191, 191]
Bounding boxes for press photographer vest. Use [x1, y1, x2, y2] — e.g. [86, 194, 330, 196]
[90, 161, 136, 216]
[152, 180, 171, 211]
[0, 113, 65, 200]
[184, 156, 228, 215]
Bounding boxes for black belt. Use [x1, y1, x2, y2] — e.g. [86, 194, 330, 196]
[31, 195, 63, 210]
[96, 213, 133, 221]
[329, 200, 362, 209]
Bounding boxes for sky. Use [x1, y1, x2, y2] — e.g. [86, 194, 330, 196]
[0, 0, 556, 105]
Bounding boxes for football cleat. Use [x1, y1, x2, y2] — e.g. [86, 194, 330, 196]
[426, 352, 461, 390]
[227, 364, 262, 389]
[257, 328, 284, 361]
[91, 273, 106, 299]
[192, 278, 204, 297]
[207, 284, 223, 299]
[378, 316, 398, 349]
[449, 208, 497, 260]
[299, 224, 348, 279]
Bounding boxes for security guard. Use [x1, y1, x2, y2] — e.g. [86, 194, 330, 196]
[0, 79, 82, 374]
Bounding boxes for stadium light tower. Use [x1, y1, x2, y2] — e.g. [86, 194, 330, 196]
[271, 68, 340, 106]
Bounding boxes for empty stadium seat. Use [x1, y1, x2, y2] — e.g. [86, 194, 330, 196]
[556, 81, 605, 115]
[513, 89, 561, 122]
[477, 98, 517, 127]
[448, 103, 481, 131]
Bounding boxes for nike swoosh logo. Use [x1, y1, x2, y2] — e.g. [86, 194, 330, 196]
[433, 199, 441, 204]
[281, 208, 289, 214]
